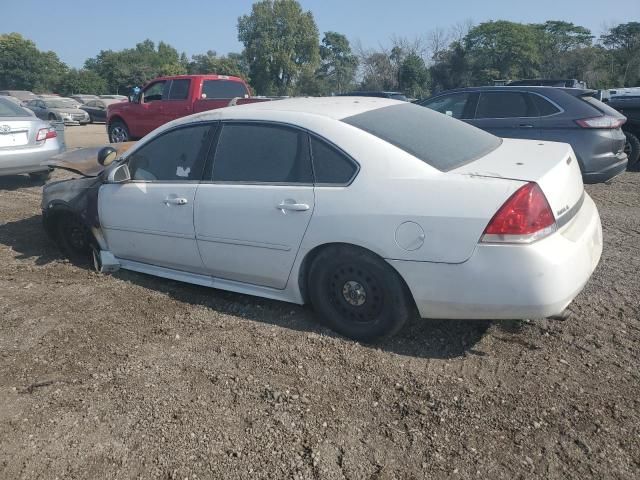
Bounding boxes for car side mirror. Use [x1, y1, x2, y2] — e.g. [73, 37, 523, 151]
[106, 163, 131, 183]
[97, 146, 118, 166]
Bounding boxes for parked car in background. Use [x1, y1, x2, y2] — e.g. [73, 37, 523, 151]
[0, 90, 38, 105]
[607, 97, 640, 169]
[25, 98, 90, 125]
[417, 86, 628, 183]
[43, 97, 601, 341]
[80, 99, 120, 123]
[0, 97, 62, 180]
[106, 74, 268, 142]
[98, 95, 128, 101]
[71, 94, 99, 104]
[337, 91, 409, 101]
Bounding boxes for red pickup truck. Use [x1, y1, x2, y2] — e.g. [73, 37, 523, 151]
[106, 75, 266, 142]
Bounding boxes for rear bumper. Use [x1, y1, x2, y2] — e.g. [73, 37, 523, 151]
[0, 139, 63, 176]
[583, 152, 628, 184]
[389, 193, 603, 320]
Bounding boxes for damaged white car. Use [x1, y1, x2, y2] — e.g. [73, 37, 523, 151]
[42, 97, 603, 340]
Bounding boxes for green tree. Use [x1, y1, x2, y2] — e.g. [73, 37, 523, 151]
[0, 33, 67, 92]
[398, 52, 429, 98]
[188, 50, 248, 79]
[57, 69, 107, 95]
[237, 0, 320, 95]
[318, 31, 358, 93]
[464, 21, 541, 83]
[84, 39, 186, 94]
[533, 21, 594, 78]
[601, 22, 640, 86]
[429, 41, 471, 92]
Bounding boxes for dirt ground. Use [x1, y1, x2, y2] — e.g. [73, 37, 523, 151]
[0, 126, 639, 479]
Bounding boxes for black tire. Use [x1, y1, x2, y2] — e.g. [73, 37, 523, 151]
[28, 170, 51, 182]
[48, 113, 56, 121]
[624, 131, 640, 170]
[56, 215, 91, 261]
[108, 120, 130, 143]
[308, 245, 414, 341]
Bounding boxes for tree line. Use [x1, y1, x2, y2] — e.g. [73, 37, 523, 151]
[1, 0, 638, 99]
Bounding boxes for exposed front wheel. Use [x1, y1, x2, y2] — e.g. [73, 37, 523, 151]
[56, 215, 91, 261]
[108, 120, 130, 143]
[308, 246, 414, 341]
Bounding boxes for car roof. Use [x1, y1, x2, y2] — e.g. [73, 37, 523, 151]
[432, 86, 595, 97]
[190, 96, 402, 121]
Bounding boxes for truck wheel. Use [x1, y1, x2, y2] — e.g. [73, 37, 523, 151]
[109, 120, 130, 143]
[624, 131, 640, 170]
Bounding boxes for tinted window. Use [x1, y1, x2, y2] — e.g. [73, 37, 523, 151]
[343, 103, 501, 172]
[0, 98, 30, 117]
[476, 92, 534, 118]
[310, 137, 357, 184]
[212, 124, 312, 183]
[530, 94, 561, 116]
[143, 81, 166, 102]
[169, 79, 191, 100]
[202, 80, 248, 99]
[420, 93, 472, 119]
[128, 124, 213, 181]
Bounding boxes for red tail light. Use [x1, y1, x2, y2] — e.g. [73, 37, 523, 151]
[36, 127, 57, 142]
[481, 182, 556, 244]
[575, 116, 625, 129]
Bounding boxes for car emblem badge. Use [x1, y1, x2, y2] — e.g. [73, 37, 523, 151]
[0, 125, 11, 134]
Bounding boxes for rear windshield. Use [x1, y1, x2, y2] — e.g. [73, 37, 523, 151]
[342, 103, 501, 171]
[0, 98, 31, 117]
[581, 95, 625, 118]
[202, 80, 248, 99]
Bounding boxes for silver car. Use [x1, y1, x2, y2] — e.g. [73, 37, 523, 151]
[25, 98, 90, 125]
[0, 97, 63, 180]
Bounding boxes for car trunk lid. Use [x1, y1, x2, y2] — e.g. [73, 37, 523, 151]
[453, 138, 584, 224]
[0, 118, 37, 149]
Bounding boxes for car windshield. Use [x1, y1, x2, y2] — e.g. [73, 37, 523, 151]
[342, 103, 502, 171]
[44, 99, 76, 108]
[0, 98, 31, 117]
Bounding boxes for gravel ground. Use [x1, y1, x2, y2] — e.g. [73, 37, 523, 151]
[0, 129, 638, 479]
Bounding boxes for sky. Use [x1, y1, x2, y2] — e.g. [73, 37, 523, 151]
[1, 0, 639, 68]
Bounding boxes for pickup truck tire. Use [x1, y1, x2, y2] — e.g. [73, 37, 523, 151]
[109, 120, 130, 143]
[623, 131, 640, 170]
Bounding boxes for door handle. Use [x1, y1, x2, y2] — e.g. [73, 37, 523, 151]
[276, 201, 310, 212]
[164, 197, 188, 206]
[519, 124, 534, 128]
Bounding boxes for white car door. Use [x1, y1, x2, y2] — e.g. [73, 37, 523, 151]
[194, 122, 315, 289]
[99, 123, 216, 272]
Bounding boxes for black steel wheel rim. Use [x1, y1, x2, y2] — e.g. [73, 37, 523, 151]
[64, 220, 86, 251]
[327, 264, 384, 324]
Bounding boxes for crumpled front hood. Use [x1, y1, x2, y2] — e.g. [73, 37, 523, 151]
[43, 142, 136, 177]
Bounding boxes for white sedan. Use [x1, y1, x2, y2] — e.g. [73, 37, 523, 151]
[42, 97, 602, 340]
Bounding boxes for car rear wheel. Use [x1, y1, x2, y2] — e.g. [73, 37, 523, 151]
[109, 120, 130, 143]
[308, 245, 413, 341]
[624, 131, 640, 170]
[56, 215, 91, 261]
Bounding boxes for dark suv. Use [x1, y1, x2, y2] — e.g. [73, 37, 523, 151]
[417, 86, 628, 183]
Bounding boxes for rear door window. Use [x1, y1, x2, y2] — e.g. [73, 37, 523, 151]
[202, 80, 248, 99]
[211, 123, 312, 184]
[476, 92, 535, 118]
[530, 94, 561, 116]
[168, 79, 191, 100]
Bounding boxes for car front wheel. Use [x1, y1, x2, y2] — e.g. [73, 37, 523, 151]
[308, 245, 414, 341]
[56, 215, 91, 261]
[108, 120, 130, 143]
